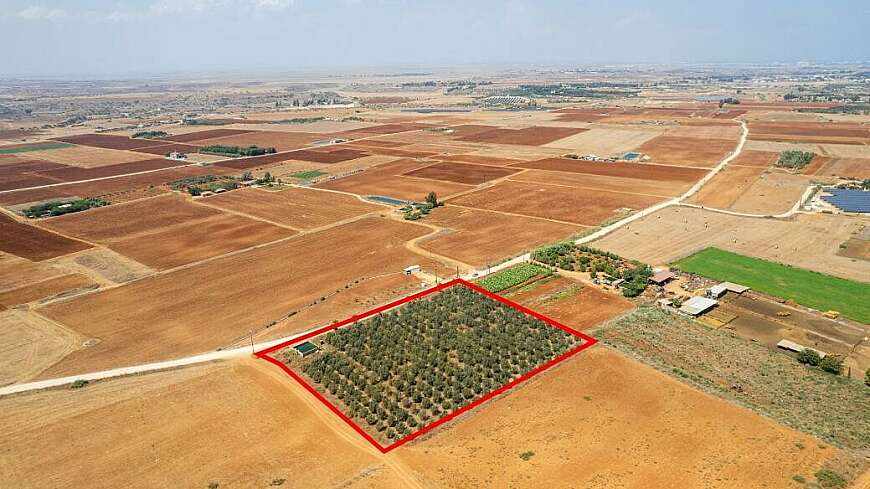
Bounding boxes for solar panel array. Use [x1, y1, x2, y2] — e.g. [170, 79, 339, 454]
[821, 188, 870, 213]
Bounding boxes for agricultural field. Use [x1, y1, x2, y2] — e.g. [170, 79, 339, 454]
[597, 307, 870, 454]
[475, 263, 553, 292]
[317, 158, 474, 201]
[395, 347, 839, 489]
[3, 65, 870, 488]
[203, 186, 380, 229]
[0, 213, 91, 261]
[674, 247, 870, 323]
[448, 180, 662, 226]
[511, 157, 709, 183]
[591, 206, 870, 283]
[402, 161, 519, 185]
[13, 144, 154, 168]
[504, 275, 634, 330]
[635, 135, 737, 167]
[35, 217, 440, 377]
[0, 361, 410, 488]
[417, 205, 580, 267]
[270, 283, 584, 446]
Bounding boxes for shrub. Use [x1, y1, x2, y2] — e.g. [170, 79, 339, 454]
[519, 451, 535, 461]
[819, 355, 843, 375]
[70, 379, 89, 389]
[797, 348, 822, 366]
[814, 468, 846, 488]
[865, 369, 870, 387]
[792, 474, 806, 483]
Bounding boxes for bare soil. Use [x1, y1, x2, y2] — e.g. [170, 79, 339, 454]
[396, 348, 834, 489]
[403, 161, 519, 185]
[448, 180, 663, 226]
[0, 361, 399, 488]
[317, 158, 473, 201]
[418, 205, 580, 267]
[512, 157, 708, 183]
[36, 217, 440, 377]
[204, 186, 380, 229]
[0, 214, 91, 261]
[636, 135, 736, 167]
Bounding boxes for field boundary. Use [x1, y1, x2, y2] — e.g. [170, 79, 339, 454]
[255, 277, 597, 453]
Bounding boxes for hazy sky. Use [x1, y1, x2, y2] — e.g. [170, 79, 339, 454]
[2, 0, 869, 77]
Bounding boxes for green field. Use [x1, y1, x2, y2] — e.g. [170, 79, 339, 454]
[0, 142, 73, 154]
[290, 170, 327, 179]
[674, 247, 870, 323]
[476, 263, 552, 293]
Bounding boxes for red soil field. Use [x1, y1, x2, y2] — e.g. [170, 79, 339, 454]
[508, 169, 688, 197]
[0, 172, 64, 192]
[342, 139, 410, 148]
[511, 157, 708, 183]
[418, 206, 579, 267]
[0, 159, 67, 176]
[434, 154, 524, 166]
[37, 158, 187, 181]
[729, 150, 780, 167]
[0, 214, 91, 261]
[403, 161, 519, 185]
[800, 155, 833, 175]
[0, 166, 229, 206]
[747, 133, 865, 145]
[133, 142, 201, 155]
[448, 181, 663, 226]
[0, 128, 44, 140]
[37, 217, 440, 377]
[203, 187, 380, 229]
[52, 134, 160, 151]
[40, 193, 219, 242]
[317, 158, 473, 201]
[749, 122, 870, 139]
[195, 130, 322, 152]
[107, 213, 295, 270]
[213, 151, 300, 170]
[284, 147, 370, 164]
[457, 126, 587, 146]
[636, 135, 736, 167]
[339, 123, 431, 137]
[444, 125, 502, 138]
[0, 273, 93, 308]
[341, 145, 438, 159]
[814, 158, 870, 179]
[163, 129, 255, 143]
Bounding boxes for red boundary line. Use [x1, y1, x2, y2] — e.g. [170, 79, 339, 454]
[255, 278, 598, 453]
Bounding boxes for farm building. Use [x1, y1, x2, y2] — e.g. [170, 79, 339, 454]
[650, 270, 676, 285]
[679, 296, 718, 316]
[776, 339, 826, 358]
[404, 265, 421, 275]
[293, 341, 319, 357]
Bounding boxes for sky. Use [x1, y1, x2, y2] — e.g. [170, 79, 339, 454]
[1, 0, 869, 77]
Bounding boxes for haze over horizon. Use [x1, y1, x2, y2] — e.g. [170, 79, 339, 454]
[2, 0, 870, 77]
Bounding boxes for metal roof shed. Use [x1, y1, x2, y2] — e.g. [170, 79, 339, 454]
[679, 296, 718, 316]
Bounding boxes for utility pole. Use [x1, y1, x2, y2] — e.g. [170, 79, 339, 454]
[249, 330, 254, 354]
